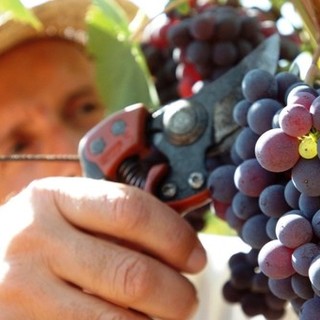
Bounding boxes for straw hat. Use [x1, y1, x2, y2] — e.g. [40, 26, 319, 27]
[0, 0, 156, 112]
[0, 0, 138, 55]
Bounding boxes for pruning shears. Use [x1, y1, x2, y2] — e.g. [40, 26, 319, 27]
[78, 34, 280, 215]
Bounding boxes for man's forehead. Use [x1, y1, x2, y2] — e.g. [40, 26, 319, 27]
[0, 37, 86, 61]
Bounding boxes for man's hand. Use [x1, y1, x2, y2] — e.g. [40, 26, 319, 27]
[0, 177, 207, 320]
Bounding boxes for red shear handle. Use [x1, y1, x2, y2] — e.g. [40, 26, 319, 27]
[168, 191, 211, 216]
[79, 103, 152, 180]
[79, 103, 211, 215]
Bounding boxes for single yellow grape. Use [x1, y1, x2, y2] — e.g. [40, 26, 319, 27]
[299, 136, 317, 159]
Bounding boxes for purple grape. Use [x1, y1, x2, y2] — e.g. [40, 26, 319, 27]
[288, 91, 317, 110]
[189, 11, 215, 40]
[236, 38, 253, 59]
[275, 71, 300, 104]
[310, 96, 320, 130]
[262, 306, 286, 319]
[286, 83, 318, 106]
[207, 164, 237, 203]
[241, 214, 270, 249]
[242, 69, 278, 103]
[312, 209, 320, 238]
[275, 213, 313, 249]
[234, 127, 259, 160]
[290, 297, 307, 314]
[228, 251, 248, 268]
[292, 158, 320, 197]
[225, 206, 245, 232]
[291, 273, 314, 300]
[286, 83, 318, 105]
[185, 40, 211, 65]
[247, 98, 283, 135]
[230, 263, 255, 290]
[264, 291, 288, 311]
[232, 191, 260, 220]
[167, 19, 192, 48]
[299, 295, 320, 320]
[246, 248, 259, 266]
[230, 142, 243, 165]
[258, 239, 295, 279]
[234, 158, 276, 197]
[280, 35, 301, 61]
[222, 280, 248, 303]
[232, 99, 251, 126]
[251, 272, 270, 293]
[292, 243, 320, 276]
[240, 293, 267, 317]
[279, 103, 313, 137]
[271, 108, 282, 128]
[240, 15, 261, 41]
[266, 217, 278, 240]
[268, 277, 297, 300]
[312, 284, 320, 296]
[284, 180, 300, 209]
[309, 255, 320, 292]
[212, 41, 238, 66]
[299, 194, 320, 219]
[214, 8, 241, 40]
[255, 128, 300, 172]
[258, 184, 291, 218]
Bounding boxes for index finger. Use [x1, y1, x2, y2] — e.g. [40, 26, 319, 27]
[29, 177, 207, 274]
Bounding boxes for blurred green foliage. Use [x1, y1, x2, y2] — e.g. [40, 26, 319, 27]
[0, 0, 41, 29]
[203, 213, 236, 235]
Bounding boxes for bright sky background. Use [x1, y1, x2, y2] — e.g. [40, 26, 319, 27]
[20, 0, 301, 34]
[131, 0, 168, 17]
[21, 0, 169, 17]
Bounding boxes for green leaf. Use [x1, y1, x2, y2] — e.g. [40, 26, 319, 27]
[88, 0, 130, 40]
[86, 0, 159, 114]
[166, 0, 192, 16]
[0, 0, 42, 30]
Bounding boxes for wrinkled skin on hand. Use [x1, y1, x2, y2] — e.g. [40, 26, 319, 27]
[0, 177, 207, 320]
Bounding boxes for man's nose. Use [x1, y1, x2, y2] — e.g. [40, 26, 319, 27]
[45, 126, 80, 154]
[39, 123, 84, 177]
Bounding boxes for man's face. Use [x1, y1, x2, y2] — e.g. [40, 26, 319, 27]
[0, 38, 105, 202]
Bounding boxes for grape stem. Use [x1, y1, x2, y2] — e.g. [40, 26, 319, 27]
[305, 38, 320, 85]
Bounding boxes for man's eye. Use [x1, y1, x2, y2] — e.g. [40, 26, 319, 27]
[78, 102, 98, 114]
[65, 102, 101, 120]
[10, 139, 31, 154]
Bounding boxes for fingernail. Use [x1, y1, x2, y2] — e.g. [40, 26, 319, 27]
[186, 243, 207, 273]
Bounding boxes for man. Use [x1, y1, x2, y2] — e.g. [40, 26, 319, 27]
[0, 1, 207, 319]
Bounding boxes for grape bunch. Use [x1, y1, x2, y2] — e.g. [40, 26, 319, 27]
[206, 67, 320, 319]
[222, 249, 288, 319]
[253, 80, 320, 320]
[141, 1, 300, 104]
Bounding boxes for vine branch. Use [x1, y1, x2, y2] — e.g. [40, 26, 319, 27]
[0, 154, 79, 162]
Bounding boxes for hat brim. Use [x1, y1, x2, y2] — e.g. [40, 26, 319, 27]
[0, 0, 92, 55]
[0, 0, 139, 55]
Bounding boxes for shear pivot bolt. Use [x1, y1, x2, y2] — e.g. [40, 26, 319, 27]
[188, 172, 204, 189]
[161, 183, 177, 199]
[162, 100, 207, 145]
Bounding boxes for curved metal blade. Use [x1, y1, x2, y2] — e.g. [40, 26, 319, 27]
[191, 33, 280, 150]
